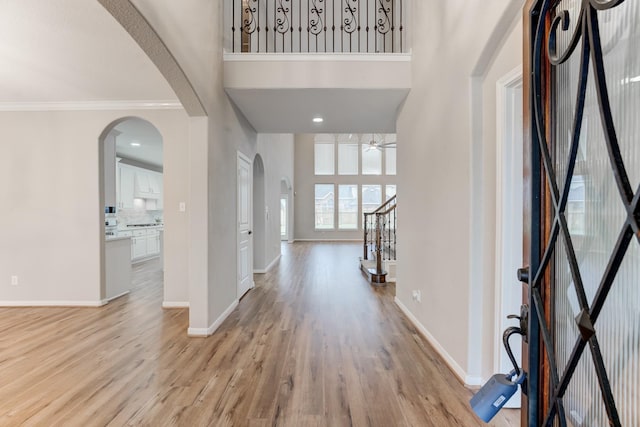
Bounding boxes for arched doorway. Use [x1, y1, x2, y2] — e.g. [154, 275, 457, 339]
[252, 154, 266, 272]
[99, 117, 164, 305]
[280, 177, 293, 242]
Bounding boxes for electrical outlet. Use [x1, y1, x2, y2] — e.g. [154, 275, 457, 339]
[412, 290, 421, 302]
[11, 276, 18, 286]
[179, 202, 186, 212]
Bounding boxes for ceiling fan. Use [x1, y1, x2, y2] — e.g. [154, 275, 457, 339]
[366, 134, 397, 151]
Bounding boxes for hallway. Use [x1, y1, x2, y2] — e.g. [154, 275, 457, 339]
[0, 243, 518, 426]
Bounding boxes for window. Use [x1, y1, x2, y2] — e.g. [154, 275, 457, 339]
[311, 134, 395, 232]
[338, 141, 359, 175]
[338, 185, 358, 229]
[385, 146, 397, 175]
[386, 185, 396, 201]
[314, 139, 334, 175]
[362, 185, 382, 214]
[362, 136, 382, 175]
[315, 184, 335, 229]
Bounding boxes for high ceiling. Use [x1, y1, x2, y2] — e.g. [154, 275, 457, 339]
[0, 0, 177, 104]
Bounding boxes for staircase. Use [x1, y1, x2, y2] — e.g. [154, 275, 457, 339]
[360, 195, 396, 284]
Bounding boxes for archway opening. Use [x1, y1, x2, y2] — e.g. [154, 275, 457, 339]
[252, 154, 266, 272]
[99, 117, 164, 304]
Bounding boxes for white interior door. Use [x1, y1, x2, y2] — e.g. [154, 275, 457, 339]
[237, 152, 253, 299]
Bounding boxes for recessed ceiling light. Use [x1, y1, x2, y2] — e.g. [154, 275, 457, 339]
[130, 142, 141, 147]
[312, 117, 324, 123]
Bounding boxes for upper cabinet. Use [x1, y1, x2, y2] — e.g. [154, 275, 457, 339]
[118, 165, 136, 209]
[134, 169, 160, 199]
[117, 163, 163, 209]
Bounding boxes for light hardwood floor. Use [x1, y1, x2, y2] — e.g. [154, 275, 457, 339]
[0, 243, 519, 426]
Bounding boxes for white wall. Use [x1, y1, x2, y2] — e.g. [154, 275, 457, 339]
[256, 134, 295, 269]
[132, 0, 259, 332]
[479, 20, 523, 382]
[0, 109, 189, 305]
[294, 133, 397, 241]
[395, 0, 524, 384]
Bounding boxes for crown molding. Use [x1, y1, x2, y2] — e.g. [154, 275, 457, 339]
[0, 100, 183, 112]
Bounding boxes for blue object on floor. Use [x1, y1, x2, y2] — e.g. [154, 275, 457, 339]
[470, 369, 525, 423]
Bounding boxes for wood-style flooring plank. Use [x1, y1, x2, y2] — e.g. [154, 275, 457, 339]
[0, 243, 519, 426]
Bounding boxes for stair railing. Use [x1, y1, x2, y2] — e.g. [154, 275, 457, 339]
[363, 195, 396, 276]
[228, 0, 406, 54]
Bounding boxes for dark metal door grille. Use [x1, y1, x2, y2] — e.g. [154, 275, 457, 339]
[529, 0, 639, 426]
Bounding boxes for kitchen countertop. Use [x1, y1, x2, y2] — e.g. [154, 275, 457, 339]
[117, 224, 164, 231]
[105, 235, 131, 242]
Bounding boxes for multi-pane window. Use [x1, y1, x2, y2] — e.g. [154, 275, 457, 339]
[313, 134, 395, 230]
[314, 139, 334, 175]
[338, 185, 358, 229]
[385, 146, 397, 175]
[338, 140, 359, 175]
[362, 185, 382, 214]
[386, 184, 396, 201]
[362, 138, 382, 175]
[314, 184, 334, 229]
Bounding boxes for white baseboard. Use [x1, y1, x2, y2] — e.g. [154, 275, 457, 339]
[254, 254, 281, 274]
[0, 300, 107, 307]
[106, 291, 130, 303]
[394, 296, 474, 386]
[162, 301, 189, 309]
[187, 299, 238, 337]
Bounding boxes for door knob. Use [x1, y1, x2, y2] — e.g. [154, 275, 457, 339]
[248, 230, 252, 235]
[517, 266, 529, 283]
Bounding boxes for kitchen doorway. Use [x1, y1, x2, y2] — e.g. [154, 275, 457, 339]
[99, 117, 165, 306]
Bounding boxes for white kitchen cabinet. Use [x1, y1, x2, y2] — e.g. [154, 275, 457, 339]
[146, 230, 160, 255]
[117, 164, 163, 209]
[118, 165, 135, 209]
[134, 170, 160, 199]
[132, 235, 147, 259]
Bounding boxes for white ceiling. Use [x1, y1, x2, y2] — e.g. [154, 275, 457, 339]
[226, 88, 408, 133]
[114, 118, 163, 167]
[0, 1, 407, 133]
[0, 0, 177, 103]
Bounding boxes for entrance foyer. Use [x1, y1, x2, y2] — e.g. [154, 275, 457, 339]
[0, 244, 518, 425]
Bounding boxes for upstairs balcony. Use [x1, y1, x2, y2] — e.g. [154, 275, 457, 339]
[223, 0, 411, 133]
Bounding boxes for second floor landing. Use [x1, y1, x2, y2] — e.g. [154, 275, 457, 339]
[223, 0, 411, 133]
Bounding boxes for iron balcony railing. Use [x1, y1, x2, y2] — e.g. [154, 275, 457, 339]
[363, 195, 396, 276]
[229, 0, 405, 53]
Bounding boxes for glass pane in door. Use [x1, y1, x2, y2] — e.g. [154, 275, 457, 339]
[550, 1, 640, 424]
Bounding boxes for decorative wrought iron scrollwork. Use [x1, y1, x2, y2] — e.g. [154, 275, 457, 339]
[529, 0, 636, 425]
[343, 0, 358, 34]
[232, 0, 405, 53]
[309, 0, 324, 36]
[241, 0, 259, 34]
[276, 0, 291, 34]
[376, 0, 392, 34]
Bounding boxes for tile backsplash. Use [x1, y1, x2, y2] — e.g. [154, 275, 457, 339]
[118, 208, 163, 226]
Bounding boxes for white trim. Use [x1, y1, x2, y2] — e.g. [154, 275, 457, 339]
[394, 296, 481, 386]
[494, 66, 523, 372]
[493, 67, 524, 408]
[0, 300, 107, 307]
[0, 100, 183, 112]
[187, 299, 239, 337]
[106, 290, 130, 303]
[254, 253, 282, 274]
[223, 52, 412, 62]
[162, 301, 190, 309]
